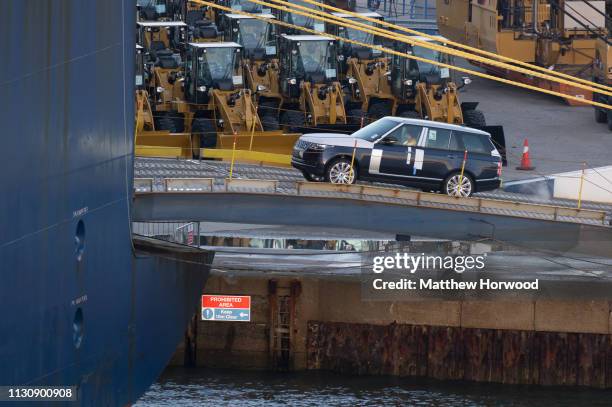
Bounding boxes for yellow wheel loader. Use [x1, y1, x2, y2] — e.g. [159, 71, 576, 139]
[389, 36, 484, 126]
[326, 11, 396, 122]
[137, 21, 188, 56]
[135, 44, 195, 158]
[222, 13, 283, 129]
[278, 34, 358, 132]
[181, 42, 275, 149]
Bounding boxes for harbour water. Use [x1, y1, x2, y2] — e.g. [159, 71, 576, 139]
[136, 367, 612, 406]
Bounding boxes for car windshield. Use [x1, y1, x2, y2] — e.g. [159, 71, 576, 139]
[351, 118, 399, 141]
[197, 47, 239, 84]
[237, 19, 272, 51]
[230, 0, 264, 13]
[294, 40, 335, 77]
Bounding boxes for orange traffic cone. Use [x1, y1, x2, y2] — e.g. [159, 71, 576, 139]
[516, 138, 535, 170]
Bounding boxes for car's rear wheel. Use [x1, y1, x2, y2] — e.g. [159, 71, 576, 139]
[443, 172, 474, 197]
[326, 158, 357, 184]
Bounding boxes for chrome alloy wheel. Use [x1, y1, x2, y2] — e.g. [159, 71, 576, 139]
[328, 161, 355, 184]
[445, 174, 473, 197]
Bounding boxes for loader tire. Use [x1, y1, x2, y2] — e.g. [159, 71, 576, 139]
[173, 113, 185, 133]
[347, 109, 366, 125]
[281, 110, 305, 131]
[595, 107, 607, 123]
[258, 100, 279, 119]
[594, 94, 607, 123]
[367, 100, 392, 120]
[192, 117, 217, 148]
[262, 115, 280, 131]
[156, 111, 179, 133]
[463, 109, 487, 127]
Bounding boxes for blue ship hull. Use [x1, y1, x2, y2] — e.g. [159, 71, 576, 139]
[0, 1, 212, 404]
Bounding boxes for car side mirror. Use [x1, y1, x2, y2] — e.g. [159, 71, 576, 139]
[380, 135, 398, 145]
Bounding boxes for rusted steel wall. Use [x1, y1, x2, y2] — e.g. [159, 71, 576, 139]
[307, 322, 612, 388]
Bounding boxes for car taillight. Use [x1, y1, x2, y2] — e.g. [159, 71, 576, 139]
[497, 161, 502, 177]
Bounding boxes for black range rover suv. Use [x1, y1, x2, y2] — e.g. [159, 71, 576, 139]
[291, 117, 502, 197]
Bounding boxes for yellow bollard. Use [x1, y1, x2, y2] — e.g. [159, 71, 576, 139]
[458, 150, 468, 197]
[249, 102, 257, 151]
[349, 139, 358, 182]
[229, 131, 238, 180]
[577, 162, 586, 209]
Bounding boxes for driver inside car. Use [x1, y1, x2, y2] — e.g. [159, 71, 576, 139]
[393, 124, 420, 146]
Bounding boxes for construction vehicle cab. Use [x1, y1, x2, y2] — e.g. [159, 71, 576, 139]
[137, 0, 174, 21]
[276, 0, 326, 35]
[183, 42, 276, 147]
[278, 34, 349, 130]
[326, 12, 393, 121]
[137, 21, 188, 57]
[389, 36, 484, 126]
[171, 0, 215, 25]
[222, 13, 283, 120]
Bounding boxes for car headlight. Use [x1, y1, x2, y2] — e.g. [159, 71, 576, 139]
[156, 86, 165, 93]
[197, 85, 207, 92]
[403, 79, 412, 86]
[288, 78, 297, 85]
[309, 143, 327, 151]
[348, 77, 357, 84]
[257, 84, 267, 91]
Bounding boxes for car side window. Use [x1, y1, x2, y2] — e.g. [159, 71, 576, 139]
[448, 133, 462, 151]
[455, 131, 491, 154]
[382, 124, 422, 146]
[424, 127, 451, 150]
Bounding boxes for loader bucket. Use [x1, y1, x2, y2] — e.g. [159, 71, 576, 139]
[217, 131, 300, 156]
[292, 123, 362, 135]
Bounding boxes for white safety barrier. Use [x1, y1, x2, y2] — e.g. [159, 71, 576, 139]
[165, 178, 214, 192]
[553, 166, 612, 204]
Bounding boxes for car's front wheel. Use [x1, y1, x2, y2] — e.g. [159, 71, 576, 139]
[326, 158, 357, 184]
[443, 172, 474, 197]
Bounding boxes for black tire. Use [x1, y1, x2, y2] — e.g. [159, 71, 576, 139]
[396, 110, 421, 119]
[463, 109, 486, 127]
[595, 107, 607, 123]
[325, 157, 357, 184]
[261, 114, 280, 131]
[607, 109, 612, 131]
[258, 100, 279, 118]
[281, 110, 305, 131]
[367, 100, 392, 120]
[156, 111, 179, 133]
[192, 117, 217, 148]
[347, 108, 366, 125]
[173, 112, 185, 133]
[442, 172, 475, 197]
[594, 94, 607, 123]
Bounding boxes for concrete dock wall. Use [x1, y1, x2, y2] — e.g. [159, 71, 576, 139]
[172, 274, 612, 387]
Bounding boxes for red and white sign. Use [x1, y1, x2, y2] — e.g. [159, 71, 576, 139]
[201, 295, 251, 321]
[202, 295, 251, 309]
